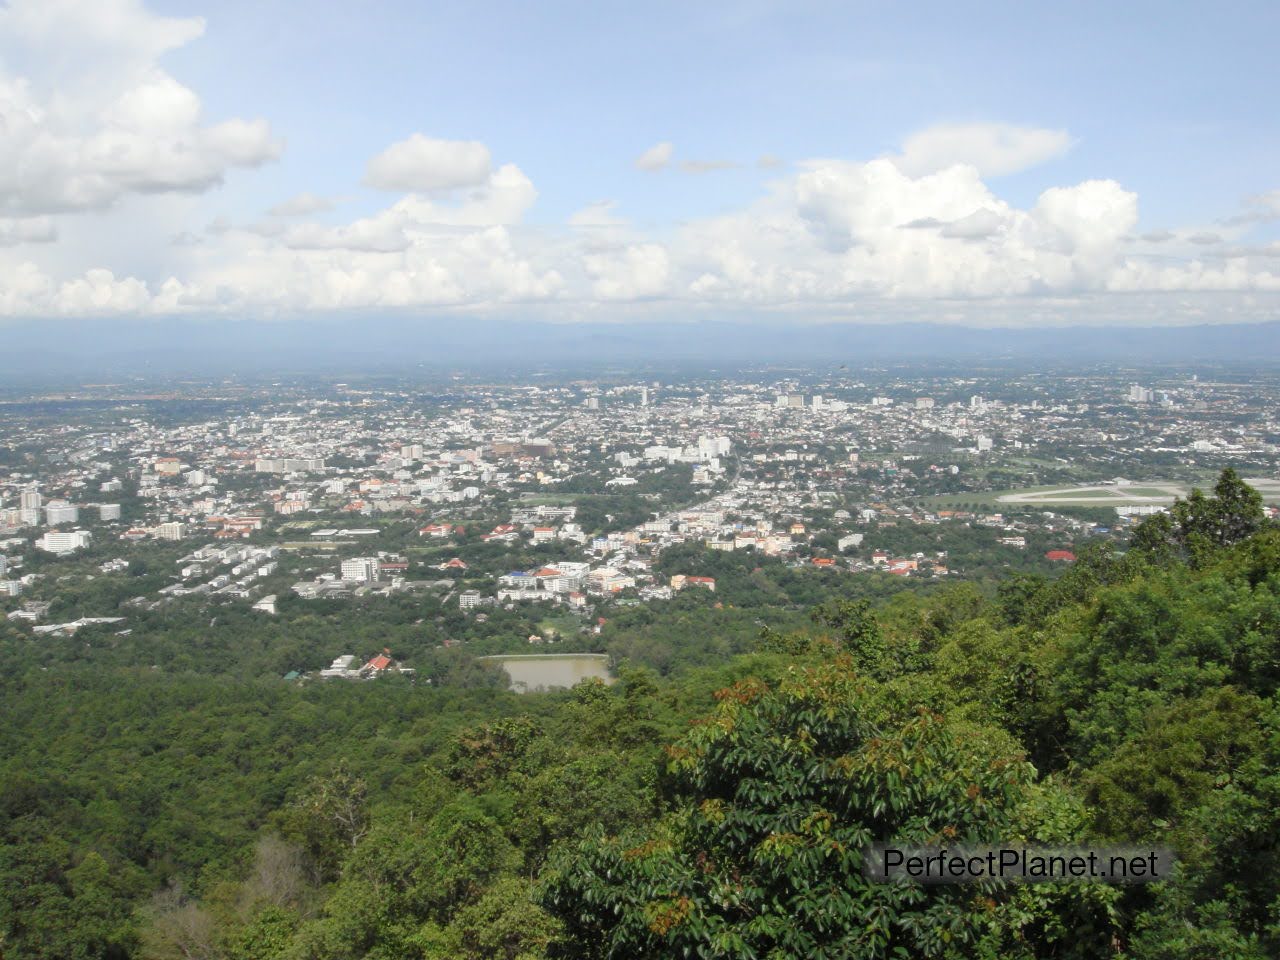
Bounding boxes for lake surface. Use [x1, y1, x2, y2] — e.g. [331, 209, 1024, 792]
[480, 653, 613, 693]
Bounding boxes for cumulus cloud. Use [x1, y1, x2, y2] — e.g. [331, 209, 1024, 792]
[584, 243, 670, 299]
[895, 122, 1073, 178]
[0, 0, 280, 215]
[675, 159, 1142, 301]
[940, 208, 1008, 239]
[364, 134, 492, 192]
[635, 141, 673, 171]
[3, 108, 1279, 322]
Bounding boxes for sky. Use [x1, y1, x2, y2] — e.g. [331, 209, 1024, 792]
[0, 0, 1278, 328]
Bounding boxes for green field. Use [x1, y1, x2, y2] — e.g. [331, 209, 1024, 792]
[930, 476, 1280, 510]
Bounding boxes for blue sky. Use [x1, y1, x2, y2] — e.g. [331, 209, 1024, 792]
[0, 0, 1277, 324]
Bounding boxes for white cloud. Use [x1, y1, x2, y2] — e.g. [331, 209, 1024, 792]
[0, 217, 56, 246]
[635, 141, 673, 171]
[0, 1, 280, 215]
[940, 208, 1008, 239]
[1223, 190, 1280, 226]
[569, 201, 627, 229]
[585, 243, 670, 299]
[364, 134, 492, 192]
[895, 122, 1073, 178]
[3, 111, 1278, 324]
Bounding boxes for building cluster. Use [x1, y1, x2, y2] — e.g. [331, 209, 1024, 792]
[1, 372, 1277, 657]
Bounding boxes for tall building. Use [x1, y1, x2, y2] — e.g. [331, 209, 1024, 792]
[585, 396, 600, 410]
[99, 504, 122, 521]
[340, 557, 381, 583]
[45, 501, 79, 525]
[640, 386, 650, 407]
[155, 522, 187, 541]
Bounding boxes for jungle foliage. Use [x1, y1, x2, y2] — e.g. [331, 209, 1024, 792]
[1, 469, 1277, 958]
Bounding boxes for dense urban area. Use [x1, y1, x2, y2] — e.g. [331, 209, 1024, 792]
[2, 364, 1279, 959]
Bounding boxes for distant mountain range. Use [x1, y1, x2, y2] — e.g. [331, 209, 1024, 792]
[1, 316, 1277, 380]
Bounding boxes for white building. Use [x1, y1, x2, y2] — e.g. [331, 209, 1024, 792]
[99, 504, 122, 521]
[320, 655, 359, 679]
[155, 522, 187, 541]
[340, 557, 381, 582]
[36, 530, 92, 554]
[45, 500, 79, 525]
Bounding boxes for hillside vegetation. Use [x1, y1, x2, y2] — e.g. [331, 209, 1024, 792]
[1, 469, 1276, 959]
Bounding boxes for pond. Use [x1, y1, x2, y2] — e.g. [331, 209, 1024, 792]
[480, 653, 613, 693]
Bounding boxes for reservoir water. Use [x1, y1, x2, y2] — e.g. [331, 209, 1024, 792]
[480, 653, 613, 693]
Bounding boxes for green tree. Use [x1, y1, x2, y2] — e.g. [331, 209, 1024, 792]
[540, 658, 1109, 959]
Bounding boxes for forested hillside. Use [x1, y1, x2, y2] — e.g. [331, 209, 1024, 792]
[2, 470, 1277, 958]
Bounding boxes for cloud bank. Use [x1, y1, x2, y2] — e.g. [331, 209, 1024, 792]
[0, 3, 1275, 326]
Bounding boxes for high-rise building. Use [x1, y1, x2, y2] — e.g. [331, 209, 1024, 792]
[640, 386, 650, 407]
[99, 504, 122, 521]
[19, 488, 41, 512]
[45, 500, 79, 525]
[155, 522, 187, 541]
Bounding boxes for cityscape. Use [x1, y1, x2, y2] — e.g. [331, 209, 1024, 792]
[3, 0, 1280, 957]
[3, 367, 1277, 671]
